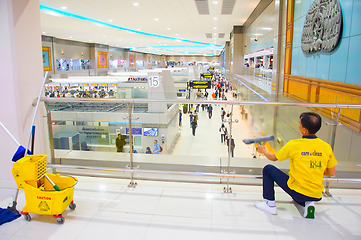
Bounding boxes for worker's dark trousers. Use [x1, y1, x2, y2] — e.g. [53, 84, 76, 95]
[262, 164, 321, 206]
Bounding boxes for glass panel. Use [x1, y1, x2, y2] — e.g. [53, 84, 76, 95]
[44, 81, 361, 189]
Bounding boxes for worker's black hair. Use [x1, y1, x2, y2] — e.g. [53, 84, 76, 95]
[299, 112, 322, 134]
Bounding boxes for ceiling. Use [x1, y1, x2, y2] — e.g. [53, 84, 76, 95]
[40, 0, 260, 56]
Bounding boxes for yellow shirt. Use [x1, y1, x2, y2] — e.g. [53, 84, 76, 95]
[275, 136, 337, 198]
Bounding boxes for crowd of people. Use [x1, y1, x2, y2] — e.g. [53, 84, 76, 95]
[45, 86, 116, 98]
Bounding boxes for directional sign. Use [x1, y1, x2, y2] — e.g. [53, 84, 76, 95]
[200, 73, 213, 78]
[190, 81, 211, 89]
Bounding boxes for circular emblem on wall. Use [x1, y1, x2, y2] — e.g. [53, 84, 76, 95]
[301, 0, 342, 54]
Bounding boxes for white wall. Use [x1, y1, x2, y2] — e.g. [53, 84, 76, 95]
[0, 0, 45, 186]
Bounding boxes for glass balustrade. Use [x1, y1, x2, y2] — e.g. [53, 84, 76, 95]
[41, 88, 361, 191]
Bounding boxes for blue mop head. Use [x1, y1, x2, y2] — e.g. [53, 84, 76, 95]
[0, 208, 20, 225]
[12, 146, 31, 162]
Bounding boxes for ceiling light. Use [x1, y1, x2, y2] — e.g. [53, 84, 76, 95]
[134, 3, 139, 6]
[103, 35, 106, 37]
[131, 42, 133, 43]
[61, 6, 66, 9]
[214, 33, 217, 35]
[42, 32, 46, 34]
[137, 28, 141, 30]
[213, 1, 219, 4]
[119, 39, 121, 41]
[262, 27, 272, 30]
[213, 17, 217, 20]
[69, 36, 72, 38]
[214, 27, 217, 29]
[105, 43, 107, 44]
[155, 18, 159, 21]
[254, 33, 263, 36]
[167, 28, 171, 30]
[89, 40, 92, 41]
[176, 34, 178, 36]
[109, 19, 113, 22]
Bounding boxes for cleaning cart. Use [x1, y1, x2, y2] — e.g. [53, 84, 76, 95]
[12, 154, 77, 224]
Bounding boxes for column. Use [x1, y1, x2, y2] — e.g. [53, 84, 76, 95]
[0, 0, 45, 184]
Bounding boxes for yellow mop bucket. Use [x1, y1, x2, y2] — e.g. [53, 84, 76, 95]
[12, 155, 77, 224]
[21, 173, 77, 224]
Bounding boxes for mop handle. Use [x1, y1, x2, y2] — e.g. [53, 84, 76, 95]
[0, 122, 20, 146]
[44, 174, 61, 191]
[44, 174, 55, 186]
[25, 72, 48, 156]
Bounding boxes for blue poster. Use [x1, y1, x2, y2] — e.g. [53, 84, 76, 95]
[126, 128, 142, 135]
[42, 51, 49, 67]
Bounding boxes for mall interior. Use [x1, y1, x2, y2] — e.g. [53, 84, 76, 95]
[1, 0, 361, 239]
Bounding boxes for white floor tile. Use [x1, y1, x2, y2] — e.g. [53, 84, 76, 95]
[144, 215, 212, 240]
[273, 222, 344, 240]
[154, 189, 212, 218]
[211, 218, 277, 240]
[74, 211, 152, 240]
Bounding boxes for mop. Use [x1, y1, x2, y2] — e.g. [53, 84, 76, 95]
[1, 72, 48, 222]
[0, 122, 22, 222]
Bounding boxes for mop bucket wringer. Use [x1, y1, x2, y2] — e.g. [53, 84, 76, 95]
[12, 155, 77, 224]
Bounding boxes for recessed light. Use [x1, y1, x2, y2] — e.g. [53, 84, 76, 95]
[131, 42, 133, 43]
[262, 27, 272, 30]
[89, 40, 92, 41]
[109, 19, 113, 22]
[69, 36, 72, 38]
[134, 3, 139, 6]
[254, 33, 263, 36]
[167, 28, 171, 30]
[213, 1, 218, 4]
[103, 35, 106, 37]
[137, 28, 141, 31]
[105, 42, 107, 44]
[61, 6, 66, 9]
[176, 34, 178, 36]
[155, 18, 159, 21]
[214, 27, 217, 29]
[213, 18, 217, 20]
[42, 32, 46, 34]
[119, 39, 121, 41]
[214, 33, 217, 35]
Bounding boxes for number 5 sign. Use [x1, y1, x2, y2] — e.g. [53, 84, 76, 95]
[149, 76, 160, 87]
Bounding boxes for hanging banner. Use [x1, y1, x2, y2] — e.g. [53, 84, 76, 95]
[97, 51, 107, 68]
[129, 54, 135, 67]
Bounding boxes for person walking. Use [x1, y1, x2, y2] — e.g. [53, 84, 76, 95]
[219, 123, 228, 143]
[227, 135, 235, 157]
[189, 112, 194, 127]
[191, 119, 198, 136]
[153, 140, 161, 154]
[207, 104, 213, 119]
[255, 112, 337, 218]
[179, 109, 182, 127]
[221, 107, 226, 122]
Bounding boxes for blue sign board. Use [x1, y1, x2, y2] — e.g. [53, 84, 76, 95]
[126, 128, 142, 135]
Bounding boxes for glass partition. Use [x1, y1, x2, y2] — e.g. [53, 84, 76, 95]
[42, 94, 361, 190]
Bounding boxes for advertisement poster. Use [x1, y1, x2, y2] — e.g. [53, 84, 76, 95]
[42, 47, 52, 71]
[148, 56, 152, 66]
[163, 57, 166, 66]
[97, 51, 107, 68]
[129, 54, 135, 67]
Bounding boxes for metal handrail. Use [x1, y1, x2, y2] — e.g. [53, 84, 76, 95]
[48, 164, 361, 183]
[40, 97, 361, 108]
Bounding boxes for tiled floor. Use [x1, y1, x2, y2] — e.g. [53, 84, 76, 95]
[1, 177, 360, 240]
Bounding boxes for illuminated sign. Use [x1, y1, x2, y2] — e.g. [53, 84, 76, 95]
[200, 73, 213, 78]
[190, 81, 211, 89]
[208, 67, 214, 71]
